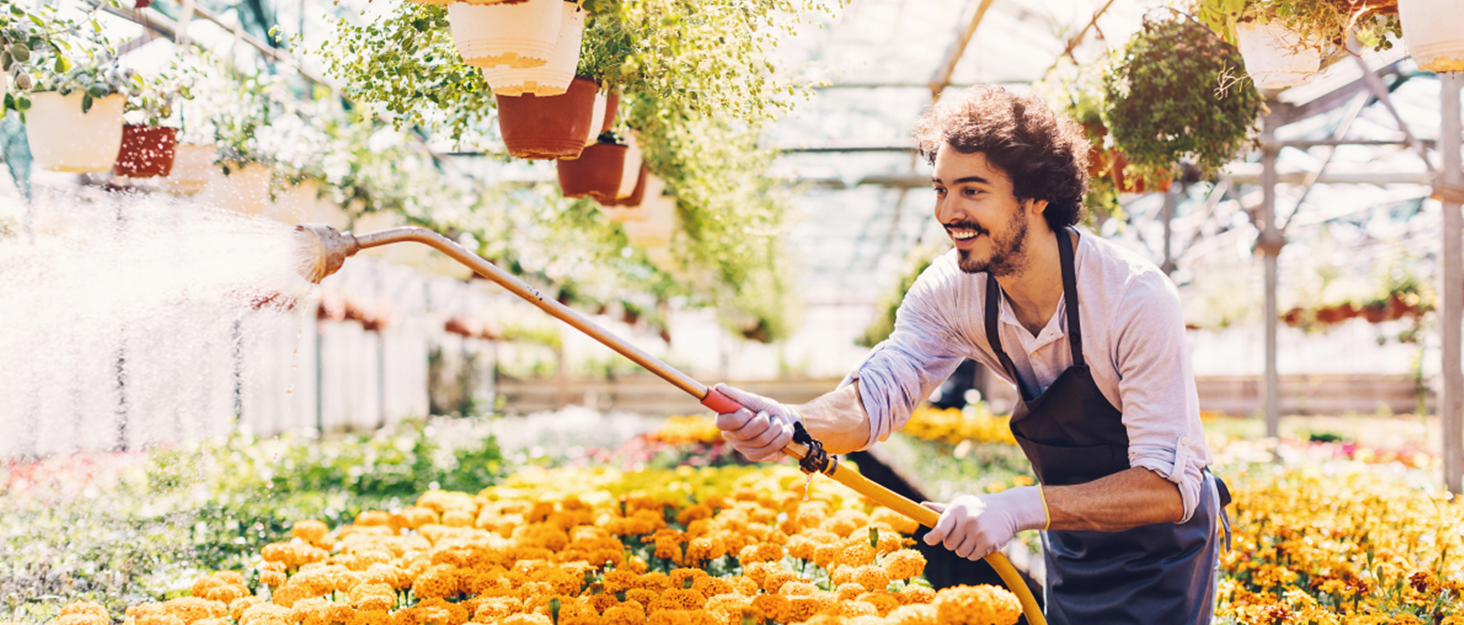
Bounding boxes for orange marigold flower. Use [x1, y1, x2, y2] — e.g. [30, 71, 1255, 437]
[648, 588, 708, 612]
[786, 594, 834, 623]
[691, 576, 733, 598]
[829, 564, 856, 587]
[779, 581, 819, 597]
[204, 584, 249, 605]
[822, 600, 879, 618]
[260, 570, 287, 587]
[742, 562, 779, 587]
[293, 520, 331, 545]
[59, 602, 109, 620]
[191, 576, 224, 599]
[669, 568, 708, 590]
[858, 592, 902, 617]
[853, 565, 891, 592]
[603, 571, 640, 595]
[639, 572, 674, 591]
[625, 589, 660, 607]
[347, 610, 390, 625]
[836, 583, 869, 602]
[838, 543, 877, 568]
[601, 604, 645, 625]
[751, 595, 791, 623]
[412, 564, 461, 600]
[899, 585, 936, 605]
[887, 604, 939, 625]
[933, 585, 1022, 625]
[229, 597, 264, 622]
[162, 597, 228, 624]
[883, 549, 927, 581]
[348, 583, 396, 612]
[239, 603, 292, 625]
[500, 615, 551, 625]
[54, 614, 108, 625]
[354, 511, 391, 527]
[761, 571, 801, 595]
[812, 544, 840, 568]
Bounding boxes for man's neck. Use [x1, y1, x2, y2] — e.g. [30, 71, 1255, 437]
[995, 227, 1070, 337]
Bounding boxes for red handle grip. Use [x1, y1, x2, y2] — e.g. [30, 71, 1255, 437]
[700, 387, 745, 414]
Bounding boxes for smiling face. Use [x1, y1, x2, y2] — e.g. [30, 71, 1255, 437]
[932, 144, 1050, 276]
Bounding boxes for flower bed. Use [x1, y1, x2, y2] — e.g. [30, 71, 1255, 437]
[28, 466, 1024, 625]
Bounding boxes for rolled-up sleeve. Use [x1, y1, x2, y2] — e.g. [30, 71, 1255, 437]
[1113, 276, 1209, 524]
[840, 258, 966, 450]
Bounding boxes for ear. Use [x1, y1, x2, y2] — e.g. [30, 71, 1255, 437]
[1026, 198, 1049, 216]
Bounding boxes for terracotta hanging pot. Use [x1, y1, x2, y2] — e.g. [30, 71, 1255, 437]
[496, 75, 598, 160]
[24, 92, 125, 173]
[480, 1, 585, 96]
[1398, 0, 1464, 72]
[624, 188, 676, 248]
[196, 162, 271, 215]
[113, 125, 178, 178]
[1235, 21, 1321, 89]
[557, 141, 627, 200]
[448, 0, 561, 69]
[613, 136, 643, 201]
[1110, 152, 1173, 194]
[582, 91, 607, 147]
[601, 91, 619, 135]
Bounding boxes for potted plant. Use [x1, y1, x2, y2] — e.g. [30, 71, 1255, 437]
[1397, 0, 1464, 72]
[1101, 13, 1264, 190]
[480, 0, 586, 96]
[193, 81, 274, 215]
[557, 130, 627, 200]
[0, 3, 76, 116]
[114, 69, 191, 178]
[447, 0, 562, 69]
[1196, 0, 1402, 88]
[24, 59, 133, 173]
[496, 75, 599, 159]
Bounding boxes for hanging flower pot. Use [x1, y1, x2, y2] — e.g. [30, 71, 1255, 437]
[495, 75, 598, 160]
[601, 91, 619, 135]
[163, 143, 217, 195]
[557, 141, 627, 200]
[1398, 0, 1464, 72]
[1235, 21, 1321, 89]
[480, 1, 586, 96]
[24, 92, 125, 173]
[583, 91, 607, 146]
[112, 125, 178, 178]
[1110, 153, 1173, 194]
[614, 136, 643, 201]
[624, 190, 676, 248]
[598, 171, 663, 221]
[447, 0, 561, 69]
[265, 179, 321, 224]
[196, 162, 271, 215]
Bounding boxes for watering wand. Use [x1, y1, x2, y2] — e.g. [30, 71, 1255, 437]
[295, 223, 1046, 625]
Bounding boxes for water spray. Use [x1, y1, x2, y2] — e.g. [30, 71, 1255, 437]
[294, 223, 1046, 624]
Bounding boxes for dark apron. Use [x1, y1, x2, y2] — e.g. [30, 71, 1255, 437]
[983, 228, 1229, 625]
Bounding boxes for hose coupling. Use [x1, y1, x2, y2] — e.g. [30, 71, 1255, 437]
[792, 422, 837, 476]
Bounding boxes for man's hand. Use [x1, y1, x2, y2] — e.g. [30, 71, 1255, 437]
[712, 383, 801, 462]
[922, 486, 1047, 561]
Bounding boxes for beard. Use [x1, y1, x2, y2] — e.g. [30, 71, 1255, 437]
[954, 208, 1030, 277]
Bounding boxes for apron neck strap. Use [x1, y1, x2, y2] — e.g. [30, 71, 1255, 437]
[983, 227, 1088, 384]
[1056, 227, 1086, 367]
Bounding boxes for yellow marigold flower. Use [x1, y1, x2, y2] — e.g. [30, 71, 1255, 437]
[669, 568, 708, 590]
[742, 562, 778, 587]
[883, 549, 927, 580]
[820, 509, 870, 538]
[348, 583, 395, 612]
[603, 570, 640, 595]
[731, 577, 758, 597]
[704, 595, 752, 621]
[204, 584, 248, 605]
[162, 597, 228, 624]
[888, 604, 939, 625]
[272, 583, 315, 609]
[229, 597, 264, 622]
[397, 507, 439, 530]
[294, 520, 331, 545]
[933, 585, 1021, 625]
[823, 600, 879, 618]
[190, 576, 223, 599]
[836, 583, 868, 601]
[648, 588, 708, 613]
[858, 591, 902, 617]
[239, 603, 292, 625]
[853, 565, 891, 592]
[498, 614, 551, 625]
[347, 610, 390, 625]
[59, 602, 109, 620]
[601, 605, 646, 625]
[638, 572, 674, 591]
[192, 618, 230, 625]
[677, 504, 714, 526]
[813, 544, 840, 568]
[260, 570, 287, 587]
[899, 585, 936, 605]
[870, 508, 921, 535]
[685, 536, 726, 564]
[761, 571, 801, 595]
[54, 614, 108, 625]
[413, 598, 469, 625]
[133, 615, 186, 625]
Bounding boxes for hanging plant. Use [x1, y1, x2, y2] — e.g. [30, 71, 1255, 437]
[25, 58, 135, 173]
[1101, 13, 1264, 189]
[0, 3, 81, 117]
[114, 66, 193, 178]
[1195, 0, 1401, 54]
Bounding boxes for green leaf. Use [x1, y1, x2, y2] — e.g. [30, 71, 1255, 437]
[54, 55, 69, 73]
[81, 93, 92, 113]
[17, 94, 30, 111]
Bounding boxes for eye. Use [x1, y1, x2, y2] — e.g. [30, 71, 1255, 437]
[933, 187, 947, 197]
[963, 188, 980, 197]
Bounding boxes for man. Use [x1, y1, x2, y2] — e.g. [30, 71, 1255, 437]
[713, 86, 1226, 624]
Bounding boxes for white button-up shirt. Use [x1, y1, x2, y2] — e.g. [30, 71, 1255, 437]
[843, 230, 1211, 523]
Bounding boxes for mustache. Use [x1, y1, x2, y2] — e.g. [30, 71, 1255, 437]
[943, 221, 989, 236]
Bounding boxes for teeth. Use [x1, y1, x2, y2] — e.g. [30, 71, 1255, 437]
[950, 230, 978, 240]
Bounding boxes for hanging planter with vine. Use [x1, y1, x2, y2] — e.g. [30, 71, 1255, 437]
[114, 70, 192, 178]
[557, 132, 627, 200]
[1397, 0, 1464, 72]
[25, 61, 133, 174]
[1101, 12, 1263, 189]
[1197, 0, 1401, 88]
[480, 1, 586, 96]
[447, 0, 563, 69]
[496, 75, 599, 159]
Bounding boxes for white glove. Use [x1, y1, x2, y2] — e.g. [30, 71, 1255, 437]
[922, 486, 1047, 561]
[712, 383, 802, 462]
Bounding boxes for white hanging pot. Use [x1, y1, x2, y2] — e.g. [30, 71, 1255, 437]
[163, 143, 217, 195]
[1398, 0, 1464, 73]
[623, 190, 675, 248]
[598, 173, 664, 222]
[448, 0, 561, 70]
[480, 1, 585, 96]
[1235, 21, 1321, 89]
[196, 162, 271, 216]
[616, 135, 643, 200]
[583, 91, 607, 146]
[24, 92, 125, 173]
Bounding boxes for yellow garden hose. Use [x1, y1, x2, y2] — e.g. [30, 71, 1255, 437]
[295, 224, 1048, 625]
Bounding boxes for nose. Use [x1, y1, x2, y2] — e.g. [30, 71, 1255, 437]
[934, 191, 961, 227]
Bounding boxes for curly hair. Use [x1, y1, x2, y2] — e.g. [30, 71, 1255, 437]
[912, 85, 1090, 232]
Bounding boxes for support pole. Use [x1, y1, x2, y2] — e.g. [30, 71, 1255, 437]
[1258, 109, 1284, 438]
[1440, 72, 1462, 495]
[1160, 186, 1177, 276]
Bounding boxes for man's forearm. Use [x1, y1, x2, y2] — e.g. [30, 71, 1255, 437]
[1044, 467, 1184, 532]
[797, 382, 873, 455]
